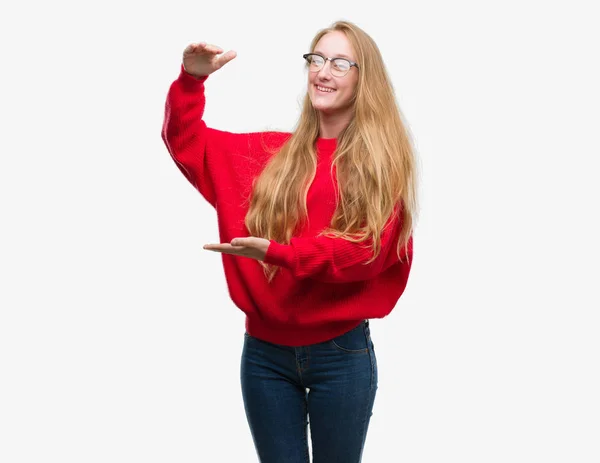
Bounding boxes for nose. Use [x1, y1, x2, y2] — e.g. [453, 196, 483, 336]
[317, 59, 332, 79]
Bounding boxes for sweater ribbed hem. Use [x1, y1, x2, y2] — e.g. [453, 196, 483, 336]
[178, 63, 208, 88]
[245, 316, 364, 347]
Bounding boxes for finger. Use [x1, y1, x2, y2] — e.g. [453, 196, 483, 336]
[203, 243, 231, 250]
[217, 50, 237, 67]
[204, 243, 246, 251]
[183, 42, 206, 55]
[204, 43, 224, 54]
[183, 42, 221, 58]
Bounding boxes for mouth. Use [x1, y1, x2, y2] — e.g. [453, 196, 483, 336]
[315, 84, 336, 94]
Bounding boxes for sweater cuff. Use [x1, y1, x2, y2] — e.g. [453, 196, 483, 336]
[178, 63, 209, 88]
[263, 240, 296, 269]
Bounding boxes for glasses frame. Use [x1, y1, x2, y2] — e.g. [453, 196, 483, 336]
[302, 53, 359, 77]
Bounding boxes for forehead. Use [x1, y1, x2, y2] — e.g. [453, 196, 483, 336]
[314, 31, 355, 60]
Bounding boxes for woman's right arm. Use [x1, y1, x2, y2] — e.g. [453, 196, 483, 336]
[161, 65, 217, 206]
[160, 42, 237, 208]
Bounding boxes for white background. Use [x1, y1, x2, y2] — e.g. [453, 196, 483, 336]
[1, 0, 599, 461]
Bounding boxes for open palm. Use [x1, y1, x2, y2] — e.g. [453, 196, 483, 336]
[203, 237, 271, 262]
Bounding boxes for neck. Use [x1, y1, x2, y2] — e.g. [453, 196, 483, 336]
[318, 109, 352, 139]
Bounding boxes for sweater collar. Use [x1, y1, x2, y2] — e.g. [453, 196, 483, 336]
[316, 137, 337, 153]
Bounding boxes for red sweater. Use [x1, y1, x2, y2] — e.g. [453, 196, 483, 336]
[161, 64, 414, 346]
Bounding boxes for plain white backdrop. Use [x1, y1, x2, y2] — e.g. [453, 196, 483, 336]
[1, 0, 599, 461]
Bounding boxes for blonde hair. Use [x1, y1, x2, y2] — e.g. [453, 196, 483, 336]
[245, 20, 419, 283]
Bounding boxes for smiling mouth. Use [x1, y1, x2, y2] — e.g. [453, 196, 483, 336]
[315, 84, 336, 93]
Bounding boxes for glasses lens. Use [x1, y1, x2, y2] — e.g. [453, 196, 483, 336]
[307, 54, 324, 71]
[332, 59, 350, 72]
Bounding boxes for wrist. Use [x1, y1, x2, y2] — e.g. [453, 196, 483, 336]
[182, 63, 208, 80]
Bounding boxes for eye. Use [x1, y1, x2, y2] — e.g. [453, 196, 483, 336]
[332, 59, 350, 71]
[311, 55, 324, 66]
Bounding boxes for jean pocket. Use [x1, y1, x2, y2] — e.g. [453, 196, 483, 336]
[329, 321, 370, 353]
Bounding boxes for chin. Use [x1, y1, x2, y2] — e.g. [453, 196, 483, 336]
[312, 102, 330, 112]
[314, 102, 343, 115]
[310, 97, 335, 113]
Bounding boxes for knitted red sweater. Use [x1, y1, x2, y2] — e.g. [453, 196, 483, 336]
[161, 64, 414, 346]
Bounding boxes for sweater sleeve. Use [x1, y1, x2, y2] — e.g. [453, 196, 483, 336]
[160, 64, 219, 207]
[263, 211, 412, 283]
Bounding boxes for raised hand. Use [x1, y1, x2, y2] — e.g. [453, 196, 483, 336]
[182, 42, 237, 78]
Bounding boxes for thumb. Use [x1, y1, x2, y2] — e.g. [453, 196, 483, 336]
[217, 50, 237, 68]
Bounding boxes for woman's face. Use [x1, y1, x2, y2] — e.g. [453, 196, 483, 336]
[307, 31, 359, 116]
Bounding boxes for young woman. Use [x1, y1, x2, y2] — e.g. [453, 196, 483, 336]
[161, 20, 418, 463]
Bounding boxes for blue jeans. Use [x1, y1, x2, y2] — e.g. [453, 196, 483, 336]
[240, 320, 378, 463]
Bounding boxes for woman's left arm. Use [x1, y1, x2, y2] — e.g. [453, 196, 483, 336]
[263, 213, 411, 283]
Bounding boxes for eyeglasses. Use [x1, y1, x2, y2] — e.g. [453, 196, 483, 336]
[303, 53, 359, 77]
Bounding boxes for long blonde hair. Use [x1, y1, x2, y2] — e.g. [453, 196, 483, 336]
[245, 20, 419, 283]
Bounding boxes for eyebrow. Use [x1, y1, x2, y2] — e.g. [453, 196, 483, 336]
[314, 50, 354, 60]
